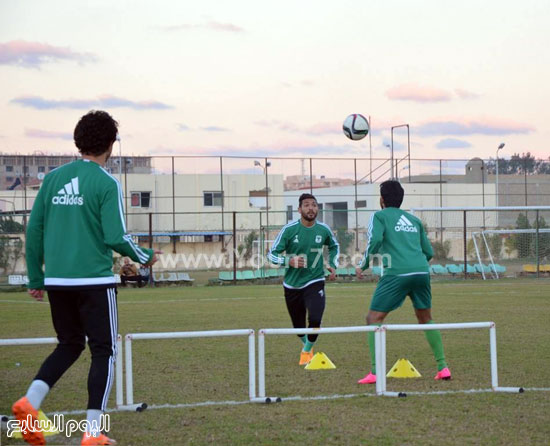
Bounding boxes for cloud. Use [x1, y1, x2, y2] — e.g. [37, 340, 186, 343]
[25, 128, 73, 140]
[201, 126, 230, 132]
[435, 138, 473, 149]
[455, 88, 480, 100]
[177, 124, 190, 131]
[254, 120, 341, 135]
[160, 21, 244, 33]
[10, 95, 173, 110]
[386, 83, 452, 102]
[416, 117, 535, 136]
[0, 40, 96, 68]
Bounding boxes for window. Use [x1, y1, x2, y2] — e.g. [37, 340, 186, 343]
[6, 176, 13, 182]
[355, 200, 367, 208]
[286, 205, 293, 222]
[37, 166, 46, 173]
[48, 166, 57, 171]
[6, 166, 13, 172]
[204, 235, 213, 242]
[131, 191, 151, 208]
[203, 191, 223, 207]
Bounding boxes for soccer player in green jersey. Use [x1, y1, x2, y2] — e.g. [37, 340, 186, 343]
[12, 111, 159, 446]
[356, 180, 451, 384]
[268, 193, 339, 365]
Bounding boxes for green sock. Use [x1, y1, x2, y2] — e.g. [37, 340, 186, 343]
[303, 339, 314, 353]
[299, 335, 306, 345]
[368, 324, 382, 375]
[424, 320, 448, 371]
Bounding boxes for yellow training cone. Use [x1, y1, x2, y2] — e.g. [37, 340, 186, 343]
[386, 358, 422, 378]
[12, 410, 60, 438]
[305, 352, 336, 370]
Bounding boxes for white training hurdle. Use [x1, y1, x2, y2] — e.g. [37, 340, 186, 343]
[0, 335, 125, 407]
[258, 322, 523, 401]
[121, 329, 255, 411]
[256, 326, 380, 402]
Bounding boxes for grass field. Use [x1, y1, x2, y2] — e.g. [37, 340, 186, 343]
[1, 279, 549, 445]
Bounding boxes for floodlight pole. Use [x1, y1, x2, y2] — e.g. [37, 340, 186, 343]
[368, 115, 372, 183]
[391, 124, 410, 180]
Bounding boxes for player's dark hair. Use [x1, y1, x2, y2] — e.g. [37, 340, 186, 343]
[74, 110, 118, 156]
[298, 193, 317, 207]
[380, 180, 404, 208]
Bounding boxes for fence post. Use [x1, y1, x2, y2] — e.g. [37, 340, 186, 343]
[439, 160, 443, 243]
[148, 212, 154, 286]
[354, 158, 359, 252]
[523, 159, 527, 206]
[220, 156, 225, 250]
[172, 157, 176, 254]
[463, 210, 467, 280]
[233, 211, 237, 285]
[309, 158, 313, 194]
[481, 159, 486, 228]
[535, 209, 540, 278]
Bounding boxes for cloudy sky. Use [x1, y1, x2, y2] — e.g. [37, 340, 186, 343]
[1, 0, 549, 169]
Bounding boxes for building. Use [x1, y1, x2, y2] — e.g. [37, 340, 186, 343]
[284, 175, 355, 191]
[0, 153, 152, 190]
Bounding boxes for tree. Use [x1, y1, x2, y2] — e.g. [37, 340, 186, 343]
[0, 237, 24, 274]
[432, 240, 451, 261]
[336, 229, 354, 256]
[0, 216, 24, 234]
[485, 153, 550, 175]
[238, 230, 258, 261]
[510, 213, 532, 258]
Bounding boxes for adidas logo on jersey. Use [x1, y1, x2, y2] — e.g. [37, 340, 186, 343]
[52, 177, 84, 206]
[395, 215, 417, 233]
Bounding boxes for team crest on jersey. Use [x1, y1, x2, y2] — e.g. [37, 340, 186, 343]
[293, 235, 299, 243]
[315, 235, 322, 243]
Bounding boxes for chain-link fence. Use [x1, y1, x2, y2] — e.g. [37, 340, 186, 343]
[411, 207, 550, 279]
[2, 154, 549, 284]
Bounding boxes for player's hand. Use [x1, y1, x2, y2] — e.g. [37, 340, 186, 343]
[144, 250, 162, 267]
[28, 289, 44, 301]
[355, 267, 364, 280]
[327, 267, 336, 281]
[289, 256, 306, 268]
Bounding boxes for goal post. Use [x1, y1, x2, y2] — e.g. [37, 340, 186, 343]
[409, 206, 550, 279]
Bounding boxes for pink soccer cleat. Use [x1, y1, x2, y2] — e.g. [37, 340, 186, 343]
[434, 367, 452, 380]
[357, 372, 377, 384]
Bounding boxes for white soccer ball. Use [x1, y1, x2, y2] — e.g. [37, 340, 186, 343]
[342, 114, 369, 141]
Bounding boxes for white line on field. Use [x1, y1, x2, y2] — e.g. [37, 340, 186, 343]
[2, 387, 546, 420]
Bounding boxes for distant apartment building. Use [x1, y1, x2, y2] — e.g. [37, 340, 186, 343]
[284, 174, 355, 191]
[0, 153, 152, 190]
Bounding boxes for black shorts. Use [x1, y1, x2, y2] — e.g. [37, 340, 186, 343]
[284, 280, 326, 332]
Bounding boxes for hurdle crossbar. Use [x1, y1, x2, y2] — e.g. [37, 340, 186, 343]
[256, 326, 382, 402]
[0, 335, 125, 407]
[122, 329, 255, 411]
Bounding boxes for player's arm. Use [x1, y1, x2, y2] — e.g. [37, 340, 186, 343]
[267, 227, 288, 266]
[325, 227, 339, 279]
[26, 183, 46, 293]
[100, 181, 155, 265]
[420, 223, 433, 262]
[358, 213, 384, 271]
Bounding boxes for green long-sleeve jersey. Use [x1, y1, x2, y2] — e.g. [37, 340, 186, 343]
[358, 207, 433, 276]
[268, 219, 339, 289]
[26, 159, 153, 289]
